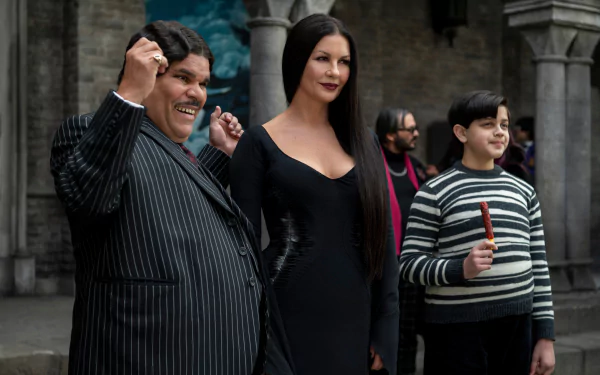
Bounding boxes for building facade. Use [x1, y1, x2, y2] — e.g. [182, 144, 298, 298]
[1, 0, 599, 295]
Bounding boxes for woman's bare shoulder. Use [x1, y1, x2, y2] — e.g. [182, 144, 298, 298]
[262, 113, 289, 133]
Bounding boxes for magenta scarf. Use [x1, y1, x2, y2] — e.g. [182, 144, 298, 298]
[381, 148, 420, 256]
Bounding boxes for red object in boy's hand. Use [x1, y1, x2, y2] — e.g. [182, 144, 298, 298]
[479, 202, 495, 243]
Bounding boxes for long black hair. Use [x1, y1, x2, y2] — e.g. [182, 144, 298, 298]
[282, 14, 389, 280]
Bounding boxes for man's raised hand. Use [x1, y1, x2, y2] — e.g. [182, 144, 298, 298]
[116, 37, 169, 104]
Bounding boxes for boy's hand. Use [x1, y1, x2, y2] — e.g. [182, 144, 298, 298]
[463, 240, 497, 279]
[530, 339, 555, 375]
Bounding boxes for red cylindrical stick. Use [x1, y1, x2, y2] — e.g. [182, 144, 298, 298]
[479, 202, 495, 243]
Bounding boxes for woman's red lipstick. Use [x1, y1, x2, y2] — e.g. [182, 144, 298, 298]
[320, 83, 339, 90]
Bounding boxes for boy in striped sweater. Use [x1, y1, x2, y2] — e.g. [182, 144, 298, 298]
[399, 91, 555, 375]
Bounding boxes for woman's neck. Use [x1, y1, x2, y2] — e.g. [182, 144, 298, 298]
[286, 90, 329, 128]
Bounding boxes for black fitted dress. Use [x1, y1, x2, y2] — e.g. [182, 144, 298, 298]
[230, 126, 399, 375]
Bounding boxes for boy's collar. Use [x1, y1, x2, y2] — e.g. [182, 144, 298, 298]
[454, 160, 503, 176]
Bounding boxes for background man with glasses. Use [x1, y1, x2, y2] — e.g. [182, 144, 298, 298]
[376, 108, 427, 375]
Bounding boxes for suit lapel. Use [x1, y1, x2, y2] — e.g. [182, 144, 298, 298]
[139, 119, 263, 273]
[201, 168, 264, 270]
[140, 119, 235, 216]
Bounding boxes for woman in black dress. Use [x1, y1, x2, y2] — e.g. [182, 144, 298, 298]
[230, 14, 399, 375]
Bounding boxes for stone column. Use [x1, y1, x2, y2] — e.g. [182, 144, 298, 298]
[0, 0, 17, 295]
[247, 17, 291, 127]
[289, 0, 336, 23]
[506, 1, 577, 292]
[505, 0, 600, 292]
[526, 26, 576, 292]
[14, 0, 32, 295]
[566, 30, 600, 290]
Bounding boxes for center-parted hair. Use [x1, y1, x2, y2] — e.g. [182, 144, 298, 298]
[282, 14, 389, 280]
[117, 20, 214, 85]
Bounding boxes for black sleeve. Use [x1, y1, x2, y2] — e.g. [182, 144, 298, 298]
[370, 208, 400, 373]
[369, 134, 400, 374]
[231, 131, 297, 374]
[196, 144, 231, 187]
[229, 127, 266, 242]
[50, 90, 145, 217]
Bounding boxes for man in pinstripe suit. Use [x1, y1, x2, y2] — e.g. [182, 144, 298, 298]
[51, 21, 293, 375]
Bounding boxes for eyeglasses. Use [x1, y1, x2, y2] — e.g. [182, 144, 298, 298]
[397, 126, 418, 134]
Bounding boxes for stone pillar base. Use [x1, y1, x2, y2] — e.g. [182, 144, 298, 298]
[35, 277, 59, 296]
[14, 256, 35, 295]
[15, 256, 35, 296]
[550, 267, 572, 292]
[0, 257, 15, 295]
[569, 265, 598, 291]
[59, 274, 75, 296]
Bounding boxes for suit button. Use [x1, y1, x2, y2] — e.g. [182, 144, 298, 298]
[238, 247, 248, 256]
[248, 277, 256, 287]
[227, 218, 236, 227]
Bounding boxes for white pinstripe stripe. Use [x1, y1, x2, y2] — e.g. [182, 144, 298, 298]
[51, 92, 265, 375]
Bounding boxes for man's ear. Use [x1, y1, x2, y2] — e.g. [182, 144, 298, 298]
[385, 132, 395, 144]
[453, 124, 467, 144]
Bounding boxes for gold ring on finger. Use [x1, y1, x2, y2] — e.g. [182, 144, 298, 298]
[153, 54, 163, 65]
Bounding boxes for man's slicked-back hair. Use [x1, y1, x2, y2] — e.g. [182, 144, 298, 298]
[117, 20, 214, 85]
[447, 90, 508, 129]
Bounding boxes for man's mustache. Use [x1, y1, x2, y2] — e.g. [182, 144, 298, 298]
[175, 100, 201, 109]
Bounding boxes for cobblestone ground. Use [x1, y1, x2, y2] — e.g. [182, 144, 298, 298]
[0, 296, 72, 358]
[1, 295, 600, 374]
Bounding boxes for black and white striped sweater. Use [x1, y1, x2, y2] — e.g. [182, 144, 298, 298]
[399, 162, 554, 341]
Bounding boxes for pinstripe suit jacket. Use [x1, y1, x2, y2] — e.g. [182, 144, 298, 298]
[51, 92, 292, 375]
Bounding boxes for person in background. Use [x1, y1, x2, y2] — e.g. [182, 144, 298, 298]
[513, 116, 535, 181]
[376, 107, 427, 375]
